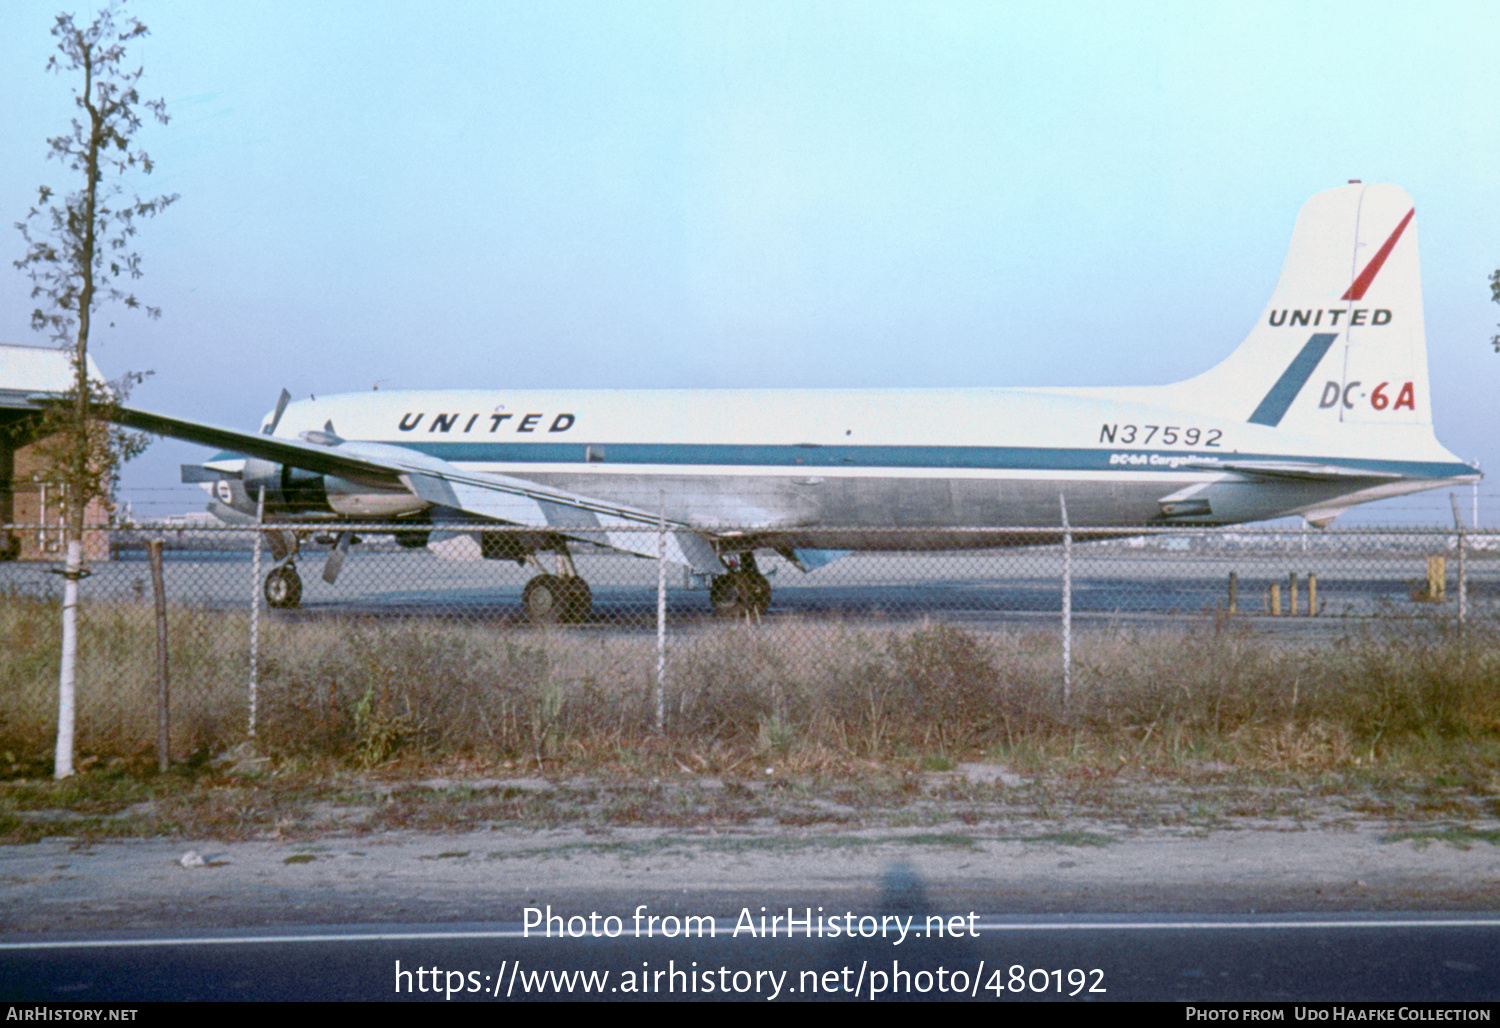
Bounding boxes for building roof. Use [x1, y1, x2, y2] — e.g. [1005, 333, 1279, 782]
[0, 341, 104, 394]
[0, 342, 106, 432]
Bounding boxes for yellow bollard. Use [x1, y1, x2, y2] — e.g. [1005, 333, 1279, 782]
[1289, 573, 1299, 617]
[1228, 571, 1238, 615]
[1269, 582, 1281, 616]
[1308, 573, 1317, 616]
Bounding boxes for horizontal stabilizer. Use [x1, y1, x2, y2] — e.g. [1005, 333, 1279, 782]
[181, 464, 223, 484]
[1181, 458, 1405, 481]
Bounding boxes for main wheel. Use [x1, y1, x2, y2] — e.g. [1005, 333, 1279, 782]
[558, 577, 592, 623]
[264, 564, 302, 609]
[710, 570, 770, 617]
[710, 573, 738, 615]
[739, 570, 771, 615]
[523, 574, 566, 623]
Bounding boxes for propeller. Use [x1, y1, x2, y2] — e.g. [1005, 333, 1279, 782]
[263, 389, 291, 436]
[322, 530, 353, 584]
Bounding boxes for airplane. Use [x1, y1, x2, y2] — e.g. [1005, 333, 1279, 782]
[103, 180, 1477, 621]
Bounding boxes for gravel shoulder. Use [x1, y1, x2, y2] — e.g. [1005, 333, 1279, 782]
[4, 765, 1500, 934]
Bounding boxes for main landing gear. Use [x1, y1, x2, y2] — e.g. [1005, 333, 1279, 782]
[711, 552, 770, 618]
[522, 542, 592, 624]
[522, 574, 592, 624]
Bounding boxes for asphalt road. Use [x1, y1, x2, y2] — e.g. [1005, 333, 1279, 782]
[4, 912, 1498, 1002]
[3, 817, 1499, 1004]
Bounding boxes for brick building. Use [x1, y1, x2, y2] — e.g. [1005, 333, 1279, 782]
[0, 343, 112, 561]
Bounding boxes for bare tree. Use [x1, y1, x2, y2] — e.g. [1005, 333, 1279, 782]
[13, 1, 175, 778]
[1491, 270, 1500, 352]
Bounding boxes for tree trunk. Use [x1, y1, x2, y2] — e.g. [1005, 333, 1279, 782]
[55, 56, 100, 781]
[55, 539, 81, 778]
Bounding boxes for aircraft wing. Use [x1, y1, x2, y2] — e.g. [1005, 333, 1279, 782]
[398, 469, 722, 570]
[111, 405, 403, 482]
[112, 404, 725, 573]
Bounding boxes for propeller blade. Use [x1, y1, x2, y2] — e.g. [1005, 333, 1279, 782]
[322, 530, 353, 584]
[263, 389, 292, 436]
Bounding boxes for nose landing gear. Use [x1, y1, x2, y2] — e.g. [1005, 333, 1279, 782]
[264, 563, 303, 609]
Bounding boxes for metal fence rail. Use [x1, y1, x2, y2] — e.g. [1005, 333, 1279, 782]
[2, 522, 1495, 758]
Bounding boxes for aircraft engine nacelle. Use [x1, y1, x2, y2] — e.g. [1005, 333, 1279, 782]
[240, 458, 428, 519]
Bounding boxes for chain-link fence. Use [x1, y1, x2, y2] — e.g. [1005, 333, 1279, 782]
[2, 521, 1496, 761]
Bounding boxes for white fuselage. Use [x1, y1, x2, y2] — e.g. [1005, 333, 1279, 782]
[231, 384, 1471, 546]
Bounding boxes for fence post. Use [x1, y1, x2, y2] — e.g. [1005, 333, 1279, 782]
[248, 488, 264, 739]
[148, 539, 170, 773]
[1458, 533, 1467, 626]
[655, 496, 667, 733]
[1059, 494, 1071, 706]
[1451, 493, 1467, 628]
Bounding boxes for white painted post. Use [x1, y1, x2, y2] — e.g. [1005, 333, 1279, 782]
[655, 496, 667, 733]
[148, 539, 170, 773]
[1059, 494, 1071, 706]
[248, 487, 264, 738]
[54, 537, 80, 779]
[1452, 493, 1467, 628]
[1459, 530, 1467, 627]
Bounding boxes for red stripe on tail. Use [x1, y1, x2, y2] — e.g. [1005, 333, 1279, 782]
[1342, 207, 1414, 301]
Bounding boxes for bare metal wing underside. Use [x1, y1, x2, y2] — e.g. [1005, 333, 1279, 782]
[110, 403, 725, 573]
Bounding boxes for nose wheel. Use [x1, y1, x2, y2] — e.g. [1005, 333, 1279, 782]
[264, 563, 303, 609]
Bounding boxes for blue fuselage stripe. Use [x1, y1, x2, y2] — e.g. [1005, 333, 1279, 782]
[397, 440, 1471, 480]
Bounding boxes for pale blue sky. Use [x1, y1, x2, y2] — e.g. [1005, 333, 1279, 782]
[3, 1, 1497, 522]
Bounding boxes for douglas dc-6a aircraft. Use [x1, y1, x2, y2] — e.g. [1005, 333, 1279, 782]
[107, 181, 1478, 620]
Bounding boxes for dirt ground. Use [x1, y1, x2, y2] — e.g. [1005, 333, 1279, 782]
[4, 764, 1500, 934]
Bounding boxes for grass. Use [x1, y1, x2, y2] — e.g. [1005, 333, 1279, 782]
[0, 752, 1493, 845]
[5, 602, 1500, 776]
[1380, 826, 1500, 850]
[2, 595, 1499, 841]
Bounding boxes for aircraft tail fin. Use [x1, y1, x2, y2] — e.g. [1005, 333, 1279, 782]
[1175, 182, 1437, 443]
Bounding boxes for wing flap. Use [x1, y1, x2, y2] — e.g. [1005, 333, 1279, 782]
[404, 471, 721, 572]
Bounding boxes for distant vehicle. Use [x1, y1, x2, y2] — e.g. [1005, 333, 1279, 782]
[100, 182, 1476, 620]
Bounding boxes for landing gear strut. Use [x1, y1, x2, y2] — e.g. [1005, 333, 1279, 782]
[522, 541, 592, 624]
[264, 563, 303, 609]
[711, 552, 770, 618]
